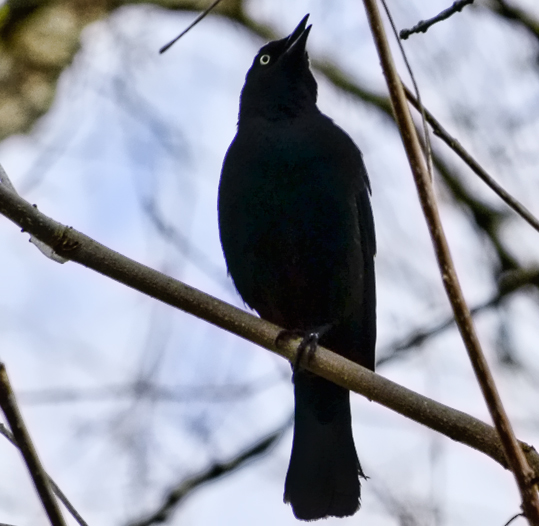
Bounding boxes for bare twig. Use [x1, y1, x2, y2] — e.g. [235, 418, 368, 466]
[159, 0, 225, 53]
[400, 0, 475, 40]
[0, 364, 67, 526]
[360, 0, 539, 522]
[380, 0, 434, 178]
[126, 423, 288, 526]
[0, 412, 89, 526]
[403, 85, 539, 235]
[1, 172, 539, 482]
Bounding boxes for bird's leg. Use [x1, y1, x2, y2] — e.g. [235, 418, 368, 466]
[276, 323, 333, 376]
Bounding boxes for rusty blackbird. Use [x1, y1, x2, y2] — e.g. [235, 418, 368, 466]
[218, 14, 376, 521]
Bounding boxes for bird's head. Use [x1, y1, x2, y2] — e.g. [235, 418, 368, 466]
[239, 15, 318, 120]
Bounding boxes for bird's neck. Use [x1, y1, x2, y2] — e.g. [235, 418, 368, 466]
[239, 101, 319, 123]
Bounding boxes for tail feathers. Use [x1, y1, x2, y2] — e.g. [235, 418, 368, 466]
[284, 372, 364, 521]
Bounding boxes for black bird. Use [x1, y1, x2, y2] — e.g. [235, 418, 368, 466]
[218, 15, 376, 521]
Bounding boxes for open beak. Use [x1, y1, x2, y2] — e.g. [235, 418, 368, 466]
[284, 14, 312, 57]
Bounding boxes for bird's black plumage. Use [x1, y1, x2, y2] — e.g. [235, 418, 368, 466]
[218, 14, 376, 521]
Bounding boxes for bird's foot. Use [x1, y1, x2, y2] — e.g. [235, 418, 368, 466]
[276, 324, 332, 376]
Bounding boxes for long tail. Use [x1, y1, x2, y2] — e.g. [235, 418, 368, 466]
[284, 370, 365, 521]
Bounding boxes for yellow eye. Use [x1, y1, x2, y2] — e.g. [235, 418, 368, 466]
[259, 54, 271, 65]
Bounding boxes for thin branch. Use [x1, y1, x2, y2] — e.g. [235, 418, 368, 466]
[159, 0, 225, 53]
[378, 267, 539, 365]
[140, 197, 230, 291]
[126, 423, 288, 526]
[1, 172, 539, 483]
[0, 364, 67, 526]
[404, 84, 539, 236]
[400, 0, 475, 40]
[0, 421, 91, 525]
[378, 296, 500, 366]
[505, 512, 525, 526]
[15, 375, 280, 405]
[361, 0, 539, 522]
[380, 0, 434, 180]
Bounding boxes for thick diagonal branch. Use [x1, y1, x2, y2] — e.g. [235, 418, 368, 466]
[1, 178, 539, 483]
